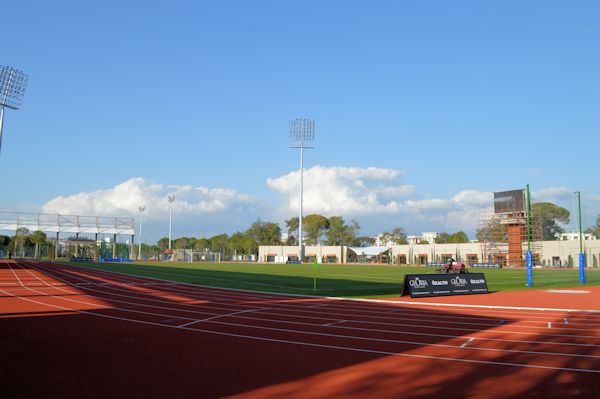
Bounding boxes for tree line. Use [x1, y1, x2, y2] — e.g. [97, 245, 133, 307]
[2, 203, 599, 259]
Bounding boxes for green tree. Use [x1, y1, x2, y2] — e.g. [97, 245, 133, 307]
[448, 231, 469, 243]
[245, 219, 281, 245]
[532, 202, 570, 240]
[437, 232, 450, 244]
[157, 237, 169, 252]
[285, 217, 299, 244]
[390, 227, 407, 244]
[303, 214, 330, 245]
[0, 235, 10, 246]
[209, 234, 229, 256]
[173, 237, 190, 249]
[229, 231, 258, 255]
[30, 231, 47, 259]
[193, 238, 212, 251]
[13, 228, 30, 257]
[585, 215, 600, 238]
[324, 216, 360, 246]
[355, 236, 375, 246]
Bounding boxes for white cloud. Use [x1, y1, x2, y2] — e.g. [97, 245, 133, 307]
[266, 165, 412, 215]
[266, 166, 493, 235]
[532, 186, 573, 202]
[42, 177, 257, 221]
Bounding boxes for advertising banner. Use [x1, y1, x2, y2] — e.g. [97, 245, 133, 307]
[401, 273, 489, 298]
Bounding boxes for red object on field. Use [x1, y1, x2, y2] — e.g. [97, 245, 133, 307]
[443, 260, 467, 273]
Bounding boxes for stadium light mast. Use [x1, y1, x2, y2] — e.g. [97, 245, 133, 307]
[138, 206, 145, 259]
[168, 195, 175, 250]
[289, 118, 315, 263]
[0, 65, 28, 156]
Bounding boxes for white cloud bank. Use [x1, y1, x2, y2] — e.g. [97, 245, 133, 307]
[37, 170, 596, 240]
[267, 165, 493, 234]
[42, 177, 256, 218]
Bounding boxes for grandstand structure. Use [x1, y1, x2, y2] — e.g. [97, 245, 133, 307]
[0, 212, 135, 259]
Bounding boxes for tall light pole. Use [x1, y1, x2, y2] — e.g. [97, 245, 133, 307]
[289, 118, 315, 263]
[0, 65, 28, 156]
[168, 195, 175, 250]
[138, 206, 145, 260]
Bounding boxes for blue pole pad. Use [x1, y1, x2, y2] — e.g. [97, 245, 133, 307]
[579, 253, 585, 284]
[526, 251, 533, 287]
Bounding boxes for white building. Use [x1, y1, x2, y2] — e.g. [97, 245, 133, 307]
[258, 238, 600, 267]
[407, 232, 438, 244]
[557, 232, 596, 241]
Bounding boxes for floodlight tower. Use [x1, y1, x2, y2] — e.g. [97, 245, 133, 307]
[289, 118, 315, 263]
[168, 195, 175, 250]
[138, 206, 145, 259]
[0, 65, 28, 156]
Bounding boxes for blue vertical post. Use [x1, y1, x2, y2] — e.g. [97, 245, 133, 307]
[576, 191, 585, 285]
[526, 250, 533, 287]
[579, 253, 585, 284]
[525, 185, 533, 287]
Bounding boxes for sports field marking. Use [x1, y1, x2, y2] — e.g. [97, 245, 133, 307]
[25, 263, 600, 342]
[178, 308, 268, 328]
[322, 320, 347, 327]
[36, 262, 597, 328]
[5, 285, 600, 374]
[60, 261, 600, 313]
[7, 262, 597, 372]
[33, 263, 595, 333]
[546, 289, 591, 294]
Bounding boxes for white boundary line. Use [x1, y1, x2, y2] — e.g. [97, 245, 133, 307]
[3, 284, 600, 374]
[53, 261, 600, 314]
[19, 262, 600, 353]
[40, 262, 600, 329]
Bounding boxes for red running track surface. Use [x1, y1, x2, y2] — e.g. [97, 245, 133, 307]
[1, 260, 600, 398]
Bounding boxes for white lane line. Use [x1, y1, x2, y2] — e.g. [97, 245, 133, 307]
[23, 263, 600, 350]
[461, 338, 475, 348]
[8, 263, 195, 322]
[30, 262, 600, 341]
[26, 262, 600, 358]
[323, 320, 347, 327]
[547, 290, 591, 294]
[55, 260, 600, 314]
[3, 285, 600, 375]
[548, 322, 552, 328]
[37, 263, 585, 331]
[206, 319, 600, 360]
[178, 308, 267, 328]
[230, 312, 600, 348]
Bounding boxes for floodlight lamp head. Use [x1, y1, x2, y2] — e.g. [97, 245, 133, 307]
[0, 65, 28, 110]
[139, 206, 146, 212]
[289, 118, 315, 148]
[168, 195, 175, 203]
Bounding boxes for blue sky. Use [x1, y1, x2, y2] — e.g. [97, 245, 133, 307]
[1, 1, 599, 242]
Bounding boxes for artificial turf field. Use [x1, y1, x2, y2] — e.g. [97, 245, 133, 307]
[67, 261, 600, 298]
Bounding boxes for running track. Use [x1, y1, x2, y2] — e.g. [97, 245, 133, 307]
[2, 260, 600, 398]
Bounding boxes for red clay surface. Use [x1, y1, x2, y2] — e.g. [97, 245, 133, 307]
[2, 260, 600, 398]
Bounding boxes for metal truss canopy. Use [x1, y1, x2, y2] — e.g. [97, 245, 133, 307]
[0, 212, 135, 236]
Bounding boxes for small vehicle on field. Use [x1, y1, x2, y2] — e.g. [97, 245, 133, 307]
[439, 259, 468, 274]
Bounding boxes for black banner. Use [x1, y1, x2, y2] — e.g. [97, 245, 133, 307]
[401, 273, 489, 298]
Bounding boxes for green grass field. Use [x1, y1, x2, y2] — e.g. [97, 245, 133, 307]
[66, 261, 600, 299]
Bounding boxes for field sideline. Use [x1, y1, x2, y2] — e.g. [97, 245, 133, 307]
[66, 261, 600, 298]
